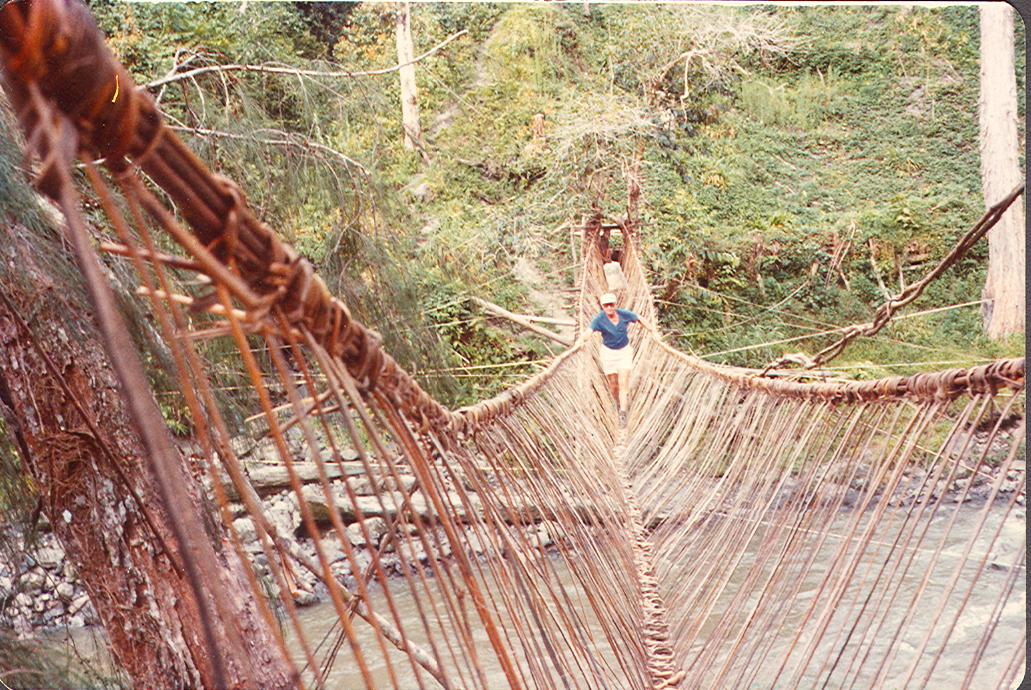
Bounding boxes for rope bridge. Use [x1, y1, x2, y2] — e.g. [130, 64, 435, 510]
[1, 2, 1025, 688]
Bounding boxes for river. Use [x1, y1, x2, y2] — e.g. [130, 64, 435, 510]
[285, 503, 1025, 689]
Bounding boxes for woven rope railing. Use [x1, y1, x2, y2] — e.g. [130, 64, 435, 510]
[761, 181, 1024, 374]
[1, 2, 1025, 689]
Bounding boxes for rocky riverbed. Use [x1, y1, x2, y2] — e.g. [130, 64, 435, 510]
[1, 425, 1022, 638]
[0, 432, 569, 637]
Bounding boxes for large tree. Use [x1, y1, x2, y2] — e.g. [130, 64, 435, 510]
[978, 2, 1025, 339]
[396, 2, 425, 154]
[0, 112, 293, 686]
[0, 220, 295, 689]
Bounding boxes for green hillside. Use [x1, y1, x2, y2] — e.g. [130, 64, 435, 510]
[70, 3, 1031, 400]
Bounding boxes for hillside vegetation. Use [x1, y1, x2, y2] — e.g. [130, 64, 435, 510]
[77, 2, 1027, 402]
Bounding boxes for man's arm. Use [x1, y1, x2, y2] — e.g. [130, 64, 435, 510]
[635, 317, 660, 338]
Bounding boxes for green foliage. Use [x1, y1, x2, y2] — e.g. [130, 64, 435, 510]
[66, 2, 1031, 403]
[737, 71, 842, 129]
[0, 629, 128, 689]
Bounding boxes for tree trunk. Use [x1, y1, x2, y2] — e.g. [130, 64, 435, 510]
[0, 223, 294, 689]
[396, 2, 424, 154]
[978, 2, 1025, 338]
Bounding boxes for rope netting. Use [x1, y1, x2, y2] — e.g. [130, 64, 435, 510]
[1, 2, 1025, 689]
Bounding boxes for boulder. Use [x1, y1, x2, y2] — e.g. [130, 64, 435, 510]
[347, 477, 377, 496]
[266, 501, 299, 538]
[318, 538, 346, 564]
[221, 459, 366, 499]
[533, 521, 562, 548]
[366, 518, 391, 547]
[229, 435, 257, 458]
[345, 523, 368, 548]
[397, 540, 428, 565]
[350, 517, 390, 549]
[301, 486, 404, 524]
[410, 491, 485, 523]
[22, 569, 44, 589]
[55, 582, 75, 602]
[33, 546, 65, 570]
[382, 475, 418, 493]
[232, 517, 257, 544]
[68, 593, 90, 616]
[42, 605, 63, 625]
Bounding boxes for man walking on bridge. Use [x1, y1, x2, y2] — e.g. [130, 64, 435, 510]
[591, 292, 654, 428]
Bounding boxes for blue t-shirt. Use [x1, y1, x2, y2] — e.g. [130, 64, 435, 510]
[590, 308, 639, 350]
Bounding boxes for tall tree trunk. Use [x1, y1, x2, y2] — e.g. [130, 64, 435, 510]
[0, 222, 294, 689]
[396, 2, 424, 154]
[978, 2, 1025, 338]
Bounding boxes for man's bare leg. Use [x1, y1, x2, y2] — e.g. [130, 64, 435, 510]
[606, 373, 619, 404]
[617, 369, 630, 413]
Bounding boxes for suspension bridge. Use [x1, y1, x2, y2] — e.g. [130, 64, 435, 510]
[0, 2, 1025, 688]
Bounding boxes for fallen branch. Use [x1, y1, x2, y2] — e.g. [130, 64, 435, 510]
[515, 314, 575, 326]
[471, 297, 573, 347]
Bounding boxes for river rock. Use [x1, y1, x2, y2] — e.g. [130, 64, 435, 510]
[463, 532, 493, 558]
[365, 517, 390, 545]
[22, 569, 44, 589]
[294, 589, 319, 606]
[348, 477, 377, 496]
[318, 538, 345, 564]
[397, 540, 428, 565]
[409, 491, 486, 523]
[42, 604, 63, 625]
[345, 523, 368, 547]
[382, 475, 418, 493]
[233, 516, 257, 544]
[302, 486, 404, 524]
[229, 435, 258, 458]
[533, 521, 562, 548]
[14, 592, 32, 609]
[351, 550, 372, 573]
[266, 499, 300, 537]
[223, 461, 365, 500]
[68, 594, 90, 616]
[55, 582, 75, 602]
[12, 613, 32, 635]
[33, 546, 65, 569]
[330, 560, 352, 580]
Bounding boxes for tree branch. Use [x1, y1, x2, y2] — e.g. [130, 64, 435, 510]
[472, 297, 573, 347]
[144, 30, 468, 90]
[166, 124, 370, 173]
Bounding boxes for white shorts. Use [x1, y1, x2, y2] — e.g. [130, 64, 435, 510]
[599, 343, 633, 375]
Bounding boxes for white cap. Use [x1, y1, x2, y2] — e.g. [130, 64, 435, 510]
[599, 292, 617, 305]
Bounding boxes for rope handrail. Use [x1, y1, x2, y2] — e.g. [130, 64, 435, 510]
[654, 336, 1024, 403]
[761, 182, 1025, 374]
